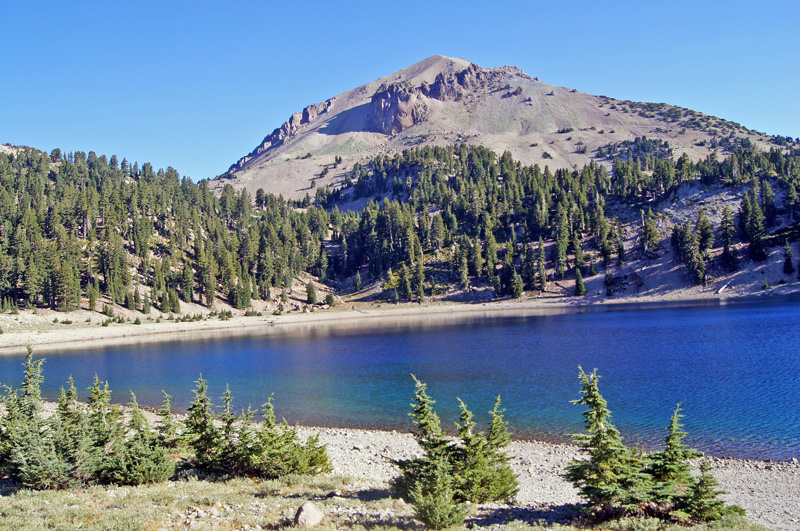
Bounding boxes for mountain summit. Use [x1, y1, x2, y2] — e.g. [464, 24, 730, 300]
[217, 55, 770, 199]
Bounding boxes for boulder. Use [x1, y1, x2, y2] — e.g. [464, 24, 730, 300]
[295, 501, 324, 527]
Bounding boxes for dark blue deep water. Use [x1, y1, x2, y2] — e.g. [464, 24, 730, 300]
[1, 298, 799, 461]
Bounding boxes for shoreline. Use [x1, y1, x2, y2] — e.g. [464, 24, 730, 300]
[299, 424, 800, 530]
[2, 288, 798, 356]
[19, 402, 800, 530]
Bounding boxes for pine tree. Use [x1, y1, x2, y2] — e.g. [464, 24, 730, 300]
[180, 260, 194, 302]
[684, 461, 745, 522]
[392, 376, 450, 499]
[306, 281, 317, 305]
[642, 209, 659, 259]
[648, 404, 701, 505]
[511, 271, 524, 298]
[414, 256, 425, 302]
[564, 367, 652, 514]
[410, 454, 468, 530]
[574, 269, 586, 296]
[521, 243, 536, 288]
[468, 237, 483, 277]
[184, 375, 220, 470]
[452, 397, 518, 504]
[589, 255, 598, 276]
[399, 264, 413, 300]
[616, 238, 625, 266]
[696, 211, 715, 254]
[783, 243, 796, 275]
[720, 207, 737, 272]
[355, 271, 363, 291]
[537, 237, 548, 291]
[157, 391, 180, 448]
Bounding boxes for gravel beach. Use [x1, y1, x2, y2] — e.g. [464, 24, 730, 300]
[301, 426, 800, 531]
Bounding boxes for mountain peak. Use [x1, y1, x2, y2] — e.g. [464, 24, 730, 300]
[216, 57, 768, 200]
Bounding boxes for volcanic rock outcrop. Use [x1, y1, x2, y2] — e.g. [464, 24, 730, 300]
[370, 82, 427, 135]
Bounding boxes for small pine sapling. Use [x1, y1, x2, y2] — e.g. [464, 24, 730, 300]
[410, 454, 468, 530]
[157, 391, 180, 448]
[648, 404, 701, 508]
[184, 375, 221, 470]
[392, 375, 450, 500]
[684, 461, 745, 522]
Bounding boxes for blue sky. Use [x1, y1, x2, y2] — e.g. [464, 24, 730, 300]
[2, 1, 797, 181]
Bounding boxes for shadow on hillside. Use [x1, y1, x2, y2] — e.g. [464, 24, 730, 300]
[470, 503, 583, 527]
[352, 486, 393, 501]
[318, 103, 372, 136]
[440, 290, 496, 303]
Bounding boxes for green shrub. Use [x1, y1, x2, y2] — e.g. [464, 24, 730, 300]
[565, 367, 745, 522]
[410, 454, 468, 529]
[0, 351, 175, 489]
[392, 376, 518, 505]
[98, 393, 174, 485]
[183, 378, 331, 479]
[683, 461, 745, 522]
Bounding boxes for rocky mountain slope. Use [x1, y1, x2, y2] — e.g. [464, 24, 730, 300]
[215, 55, 777, 199]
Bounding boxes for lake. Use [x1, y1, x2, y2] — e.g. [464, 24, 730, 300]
[1, 297, 799, 461]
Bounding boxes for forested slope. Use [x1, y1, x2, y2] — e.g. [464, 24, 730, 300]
[1, 138, 798, 315]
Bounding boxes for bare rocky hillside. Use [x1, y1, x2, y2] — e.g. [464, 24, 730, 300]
[215, 55, 778, 199]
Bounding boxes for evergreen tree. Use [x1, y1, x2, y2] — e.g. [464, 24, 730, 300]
[184, 376, 220, 470]
[616, 238, 625, 266]
[521, 243, 536, 288]
[409, 454, 468, 530]
[414, 257, 425, 302]
[589, 255, 598, 276]
[648, 404, 701, 505]
[306, 281, 317, 305]
[783, 243, 796, 275]
[180, 260, 194, 302]
[392, 375, 450, 500]
[696, 211, 715, 254]
[510, 271, 523, 298]
[354, 271, 362, 291]
[157, 391, 180, 448]
[720, 207, 737, 272]
[574, 268, 586, 296]
[399, 264, 413, 300]
[564, 367, 652, 514]
[537, 238, 548, 291]
[760, 180, 777, 226]
[452, 397, 518, 504]
[684, 461, 745, 522]
[642, 208, 659, 259]
[468, 237, 483, 277]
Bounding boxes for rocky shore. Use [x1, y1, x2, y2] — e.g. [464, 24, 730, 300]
[301, 426, 800, 531]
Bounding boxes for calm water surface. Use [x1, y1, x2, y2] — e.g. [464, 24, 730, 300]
[1, 298, 798, 461]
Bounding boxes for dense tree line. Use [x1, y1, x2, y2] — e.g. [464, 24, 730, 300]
[0, 148, 331, 312]
[1, 138, 797, 313]
[314, 141, 799, 300]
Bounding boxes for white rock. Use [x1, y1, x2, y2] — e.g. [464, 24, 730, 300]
[295, 501, 324, 527]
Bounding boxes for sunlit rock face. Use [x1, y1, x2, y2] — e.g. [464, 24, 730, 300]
[370, 82, 426, 135]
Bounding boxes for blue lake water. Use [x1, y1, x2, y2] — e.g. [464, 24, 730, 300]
[1, 297, 799, 461]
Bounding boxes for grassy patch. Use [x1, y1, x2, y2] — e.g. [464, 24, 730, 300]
[0, 477, 767, 531]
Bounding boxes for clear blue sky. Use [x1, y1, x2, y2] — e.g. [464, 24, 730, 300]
[2, 1, 797, 181]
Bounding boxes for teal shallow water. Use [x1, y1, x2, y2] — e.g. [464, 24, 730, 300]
[1, 297, 798, 461]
